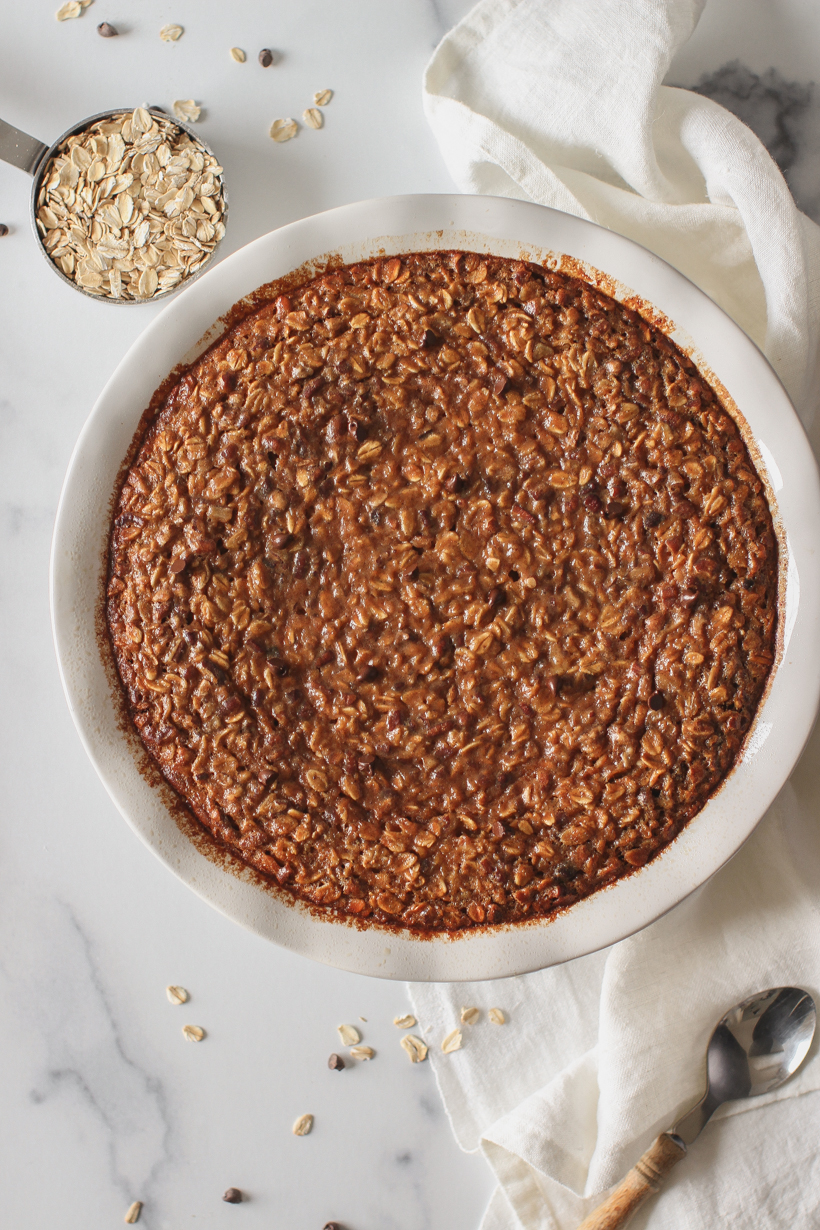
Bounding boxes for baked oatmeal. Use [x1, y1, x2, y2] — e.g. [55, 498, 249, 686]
[106, 252, 778, 930]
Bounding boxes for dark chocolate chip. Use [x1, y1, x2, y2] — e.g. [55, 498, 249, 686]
[328, 1053, 346, 1071]
[97, 21, 118, 36]
[269, 531, 291, 548]
[605, 501, 628, 519]
[422, 328, 440, 349]
[680, 587, 700, 607]
[644, 510, 662, 527]
[258, 48, 274, 66]
[649, 692, 666, 711]
[444, 474, 463, 493]
[223, 1187, 243, 1203]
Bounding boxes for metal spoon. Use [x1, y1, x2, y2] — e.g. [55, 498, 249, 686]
[577, 986, 816, 1230]
[0, 109, 227, 301]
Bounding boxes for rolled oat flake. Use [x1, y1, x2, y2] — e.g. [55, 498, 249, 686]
[350, 1045, 375, 1060]
[124, 1202, 142, 1224]
[441, 1028, 463, 1054]
[400, 1035, 428, 1063]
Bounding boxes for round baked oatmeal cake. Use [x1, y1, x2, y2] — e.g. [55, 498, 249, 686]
[107, 251, 778, 931]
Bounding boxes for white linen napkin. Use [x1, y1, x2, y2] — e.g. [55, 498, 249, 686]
[412, 2, 820, 1227]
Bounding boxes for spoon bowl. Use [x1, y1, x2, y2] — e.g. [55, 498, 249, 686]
[675, 985, 817, 1145]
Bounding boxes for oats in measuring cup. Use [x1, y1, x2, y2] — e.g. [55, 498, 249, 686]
[35, 107, 226, 301]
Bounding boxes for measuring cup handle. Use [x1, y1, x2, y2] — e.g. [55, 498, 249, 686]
[0, 118, 49, 175]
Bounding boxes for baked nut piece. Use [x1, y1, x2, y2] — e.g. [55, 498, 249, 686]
[107, 252, 777, 930]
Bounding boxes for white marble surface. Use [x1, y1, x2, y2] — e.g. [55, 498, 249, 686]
[0, 2, 817, 1228]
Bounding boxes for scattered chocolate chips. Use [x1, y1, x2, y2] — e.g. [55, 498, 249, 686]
[323, 1223, 345, 1230]
[223, 1188, 243, 1204]
[649, 692, 666, 711]
[258, 48, 274, 66]
[0, 224, 9, 238]
[97, 20, 118, 35]
[422, 328, 441, 349]
[328, 1052, 346, 1071]
[644, 509, 663, 528]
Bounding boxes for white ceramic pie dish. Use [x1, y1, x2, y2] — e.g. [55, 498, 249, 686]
[50, 193, 820, 981]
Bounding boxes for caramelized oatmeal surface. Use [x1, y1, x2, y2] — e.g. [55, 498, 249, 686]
[106, 252, 778, 931]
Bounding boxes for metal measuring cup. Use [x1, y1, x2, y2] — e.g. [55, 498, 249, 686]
[0, 107, 228, 302]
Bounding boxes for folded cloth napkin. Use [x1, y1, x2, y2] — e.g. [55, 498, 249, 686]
[411, 2, 820, 1227]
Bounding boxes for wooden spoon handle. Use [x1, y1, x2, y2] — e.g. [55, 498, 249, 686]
[576, 1133, 687, 1230]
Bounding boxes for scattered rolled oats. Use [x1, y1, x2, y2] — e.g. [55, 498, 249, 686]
[460, 1006, 480, 1025]
[172, 99, 201, 123]
[442, 1029, 463, 1054]
[230, 47, 246, 62]
[303, 107, 323, 130]
[292, 1113, 314, 1136]
[337, 1023, 360, 1046]
[166, 984, 189, 1005]
[270, 118, 298, 143]
[350, 1045, 375, 1061]
[160, 23, 183, 42]
[124, 1201, 142, 1224]
[314, 89, 333, 106]
[488, 1008, 506, 1025]
[35, 107, 225, 300]
[393, 1014, 416, 1029]
[400, 1035, 428, 1063]
[56, 0, 83, 18]
[182, 1024, 206, 1041]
